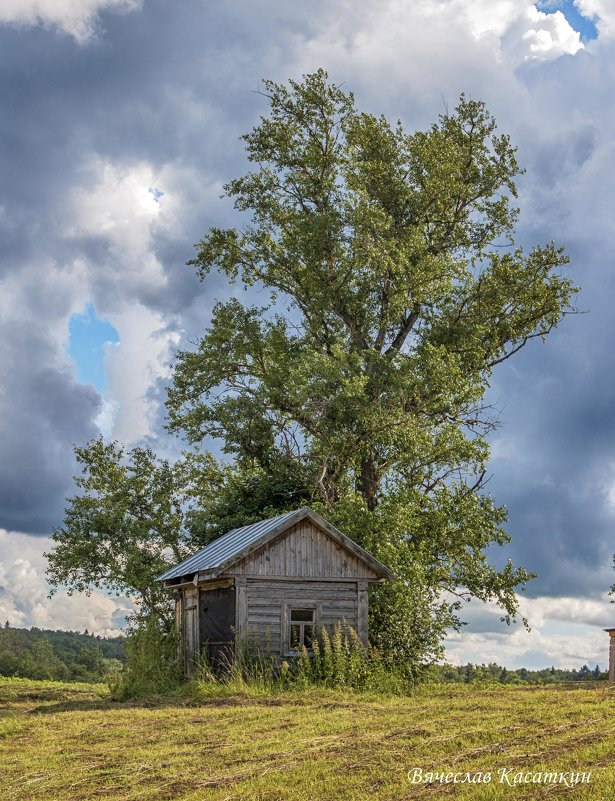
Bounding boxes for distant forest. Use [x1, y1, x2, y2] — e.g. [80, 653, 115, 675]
[430, 662, 608, 684]
[0, 624, 123, 682]
[0, 623, 606, 685]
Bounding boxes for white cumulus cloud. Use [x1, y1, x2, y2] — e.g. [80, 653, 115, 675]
[0, 529, 132, 636]
[0, 0, 141, 42]
[103, 303, 181, 445]
[522, 7, 583, 57]
[575, 0, 614, 36]
[445, 594, 614, 669]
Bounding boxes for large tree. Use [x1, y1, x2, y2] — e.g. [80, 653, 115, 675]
[166, 70, 576, 663]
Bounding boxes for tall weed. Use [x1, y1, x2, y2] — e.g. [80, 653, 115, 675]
[196, 624, 411, 697]
[108, 617, 183, 700]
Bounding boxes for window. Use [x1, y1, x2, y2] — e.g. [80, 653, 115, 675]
[289, 608, 315, 650]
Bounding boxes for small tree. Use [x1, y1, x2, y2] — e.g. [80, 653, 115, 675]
[46, 437, 193, 623]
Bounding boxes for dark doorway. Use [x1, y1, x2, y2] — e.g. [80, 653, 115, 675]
[199, 586, 236, 672]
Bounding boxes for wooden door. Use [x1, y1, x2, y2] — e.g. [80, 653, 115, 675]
[199, 586, 236, 672]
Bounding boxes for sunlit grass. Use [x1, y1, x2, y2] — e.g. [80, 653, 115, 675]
[1, 678, 614, 799]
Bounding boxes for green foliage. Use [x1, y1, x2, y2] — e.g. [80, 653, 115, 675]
[292, 625, 409, 693]
[48, 71, 578, 676]
[108, 616, 184, 700]
[165, 70, 577, 666]
[46, 439, 310, 619]
[195, 625, 411, 697]
[0, 625, 123, 682]
[185, 454, 312, 543]
[427, 661, 608, 684]
[46, 437, 196, 623]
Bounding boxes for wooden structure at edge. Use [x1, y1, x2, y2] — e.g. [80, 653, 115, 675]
[159, 508, 394, 674]
[605, 628, 615, 682]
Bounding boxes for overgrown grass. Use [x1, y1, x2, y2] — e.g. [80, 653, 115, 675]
[2, 676, 615, 800]
[112, 622, 411, 700]
[107, 617, 185, 700]
[194, 625, 411, 698]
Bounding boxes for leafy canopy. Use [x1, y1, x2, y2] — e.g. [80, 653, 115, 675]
[169, 71, 574, 510]
[166, 70, 576, 661]
[46, 439, 192, 622]
[51, 71, 577, 666]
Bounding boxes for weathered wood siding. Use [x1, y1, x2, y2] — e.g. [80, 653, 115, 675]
[182, 585, 200, 674]
[244, 578, 359, 656]
[230, 519, 379, 580]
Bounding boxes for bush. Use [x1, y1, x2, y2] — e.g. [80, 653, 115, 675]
[291, 626, 410, 693]
[108, 616, 184, 699]
[195, 624, 412, 697]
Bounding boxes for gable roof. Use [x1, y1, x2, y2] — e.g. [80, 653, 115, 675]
[157, 507, 395, 583]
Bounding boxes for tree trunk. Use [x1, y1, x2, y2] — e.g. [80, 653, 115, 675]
[359, 455, 380, 511]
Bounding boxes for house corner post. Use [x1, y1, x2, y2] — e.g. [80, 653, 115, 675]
[609, 630, 615, 682]
[357, 580, 369, 648]
[235, 576, 247, 646]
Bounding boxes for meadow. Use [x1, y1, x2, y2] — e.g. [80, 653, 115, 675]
[1, 677, 614, 800]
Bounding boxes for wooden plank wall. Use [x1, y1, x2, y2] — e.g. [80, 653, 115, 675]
[245, 578, 359, 656]
[182, 586, 200, 674]
[232, 519, 378, 579]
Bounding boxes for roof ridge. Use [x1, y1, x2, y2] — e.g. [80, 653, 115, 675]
[157, 505, 394, 583]
[156, 507, 304, 582]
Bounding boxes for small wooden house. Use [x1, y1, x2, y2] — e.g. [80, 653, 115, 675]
[605, 628, 615, 681]
[157, 507, 394, 672]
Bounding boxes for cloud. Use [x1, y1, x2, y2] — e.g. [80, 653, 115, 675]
[516, 594, 614, 627]
[575, 0, 615, 36]
[450, 0, 583, 58]
[68, 158, 168, 296]
[0, 258, 101, 533]
[0, 529, 132, 636]
[521, 7, 583, 57]
[103, 303, 180, 445]
[445, 594, 613, 668]
[0, 0, 141, 42]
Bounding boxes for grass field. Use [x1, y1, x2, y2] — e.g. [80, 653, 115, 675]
[1, 678, 615, 800]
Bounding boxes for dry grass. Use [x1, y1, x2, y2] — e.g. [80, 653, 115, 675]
[1, 678, 615, 800]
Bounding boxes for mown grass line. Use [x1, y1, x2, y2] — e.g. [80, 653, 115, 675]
[1, 678, 614, 800]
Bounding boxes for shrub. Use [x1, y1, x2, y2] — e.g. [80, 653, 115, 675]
[108, 616, 183, 699]
[196, 624, 412, 696]
[293, 625, 410, 693]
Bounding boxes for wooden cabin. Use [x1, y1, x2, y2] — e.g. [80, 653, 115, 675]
[605, 628, 615, 681]
[157, 507, 394, 673]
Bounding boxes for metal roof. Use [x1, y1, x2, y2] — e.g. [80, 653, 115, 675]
[157, 506, 395, 584]
[157, 509, 300, 582]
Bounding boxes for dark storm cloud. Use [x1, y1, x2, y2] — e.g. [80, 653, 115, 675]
[461, 37, 615, 604]
[485, 244, 615, 599]
[0, 0, 329, 534]
[0, 0, 613, 627]
[0, 326, 101, 534]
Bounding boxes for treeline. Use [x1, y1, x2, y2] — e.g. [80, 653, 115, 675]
[1, 622, 608, 688]
[430, 662, 607, 684]
[0, 624, 124, 682]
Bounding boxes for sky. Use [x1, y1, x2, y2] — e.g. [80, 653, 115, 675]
[0, 0, 614, 669]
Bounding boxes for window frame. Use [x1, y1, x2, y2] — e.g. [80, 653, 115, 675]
[282, 601, 321, 656]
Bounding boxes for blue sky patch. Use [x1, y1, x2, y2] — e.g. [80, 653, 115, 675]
[68, 304, 120, 394]
[536, 0, 599, 42]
